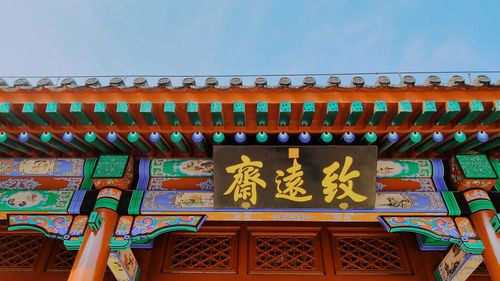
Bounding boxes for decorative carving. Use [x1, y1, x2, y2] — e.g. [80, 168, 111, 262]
[378, 216, 484, 254]
[131, 215, 205, 242]
[8, 214, 73, 238]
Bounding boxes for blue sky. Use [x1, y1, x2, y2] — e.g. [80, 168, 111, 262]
[1, 0, 499, 86]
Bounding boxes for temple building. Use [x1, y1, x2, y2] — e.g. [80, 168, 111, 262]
[0, 74, 498, 281]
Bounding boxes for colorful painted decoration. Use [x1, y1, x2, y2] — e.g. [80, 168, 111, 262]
[107, 248, 140, 281]
[136, 158, 214, 190]
[92, 155, 134, 189]
[0, 190, 74, 218]
[375, 159, 446, 191]
[8, 214, 73, 238]
[7, 213, 206, 250]
[434, 244, 483, 281]
[88, 211, 102, 231]
[449, 154, 497, 191]
[0, 158, 95, 190]
[378, 216, 484, 254]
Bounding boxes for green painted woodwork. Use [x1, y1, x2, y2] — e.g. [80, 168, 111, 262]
[150, 133, 170, 153]
[0, 103, 26, 126]
[117, 102, 136, 126]
[187, 102, 201, 126]
[170, 132, 189, 153]
[480, 101, 500, 125]
[434, 132, 467, 154]
[0, 190, 73, 213]
[491, 214, 500, 233]
[81, 158, 97, 190]
[489, 159, 500, 191]
[84, 132, 112, 153]
[22, 103, 49, 126]
[70, 103, 93, 126]
[395, 132, 421, 154]
[233, 102, 245, 126]
[46, 102, 71, 126]
[279, 102, 291, 126]
[476, 133, 500, 153]
[458, 101, 484, 125]
[128, 132, 151, 153]
[256, 102, 268, 126]
[368, 101, 387, 126]
[300, 102, 315, 126]
[418, 234, 452, 248]
[88, 211, 102, 231]
[456, 154, 496, 179]
[414, 101, 437, 126]
[0, 144, 11, 154]
[346, 102, 363, 126]
[64, 134, 91, 153]
[40, 132, 71, 153]
[390, 101, 412, 126]
[94, 197, 119, 211]
[436, 101, 460, 125]
[0, 132, 31, 153]
[140, 102, 158, 126]
[93, 155, 129, 178]
[441, 191, 461, 216]
[210, 102, 223, 126]
[164, 102, 180, 126]
[94, 102, 114, 126]
[468, 199, 495, 213]
[323, 102, 338, 126]
[21, 135, 51, 153]
[128, 190, 144, 215]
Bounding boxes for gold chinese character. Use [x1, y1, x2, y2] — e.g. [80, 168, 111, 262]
[322, 156, 366, 205]
[275, 159, 312, 202]
[224, 155, 266, 205]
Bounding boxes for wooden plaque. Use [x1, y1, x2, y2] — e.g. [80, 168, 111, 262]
[214, 146, 376, 209]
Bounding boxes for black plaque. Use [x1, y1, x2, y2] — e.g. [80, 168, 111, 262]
[214, 146, 376, 209]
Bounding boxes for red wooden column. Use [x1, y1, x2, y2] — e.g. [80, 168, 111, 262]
[68, 155, 134, 281]
[449, 154, 500, 281]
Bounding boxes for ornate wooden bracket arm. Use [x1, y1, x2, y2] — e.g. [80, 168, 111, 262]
[110, 215, 206, 250]
[7, 214, 74, 239]
[378, 216, 484, 254]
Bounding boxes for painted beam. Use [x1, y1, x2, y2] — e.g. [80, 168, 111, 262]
[70, 103, 93, 126]
[22, 102, 49, 126]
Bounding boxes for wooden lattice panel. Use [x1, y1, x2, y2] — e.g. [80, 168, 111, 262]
[163, 229, 238, 274]
[248, 228, 323, 275]
[0, 233, 44, 270]
[331, 233, 412, 275]
[45, 241, 77, 272]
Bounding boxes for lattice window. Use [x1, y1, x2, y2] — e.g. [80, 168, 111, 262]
[0, 234, 44, 270]
[163, 232, 237, 273]
[332, 234, 411, 275]
[248, 231, 323, 274]
[46, 241, 77, 271]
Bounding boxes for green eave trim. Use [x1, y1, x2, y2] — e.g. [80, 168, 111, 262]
[129, 190, 144, 215]
[130, 225, 197, 242]
[468, 199, 495, 213]
[81, 158, 97, 190]
[94, 197, 119, 211]
[442, 191, 460, 216]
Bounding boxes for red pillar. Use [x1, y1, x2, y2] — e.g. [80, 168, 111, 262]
[67, 208, 118, 281]
[470, 208, 500, 280]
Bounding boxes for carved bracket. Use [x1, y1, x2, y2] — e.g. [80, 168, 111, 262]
[7, 213, 206, 250]
[378, 216, 484, 254]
